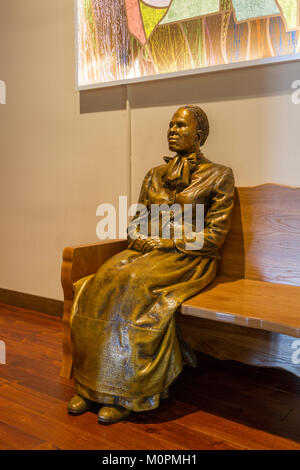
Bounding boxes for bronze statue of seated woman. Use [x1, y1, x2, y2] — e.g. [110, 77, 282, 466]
[67, 105, 235, 424]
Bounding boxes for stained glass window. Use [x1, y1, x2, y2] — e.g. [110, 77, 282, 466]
[77, 0, 300, 88]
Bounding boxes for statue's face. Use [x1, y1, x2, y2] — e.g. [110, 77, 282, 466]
[168, 108, 199, 154]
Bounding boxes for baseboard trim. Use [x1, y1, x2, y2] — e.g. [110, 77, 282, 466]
[0, 288, 63, 317]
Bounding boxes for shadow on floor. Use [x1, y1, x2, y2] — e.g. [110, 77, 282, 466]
[127, 354, 300, 443]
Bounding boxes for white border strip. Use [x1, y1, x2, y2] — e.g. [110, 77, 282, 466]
[75, 0, 79, 93]
[75, 0, 300, 91]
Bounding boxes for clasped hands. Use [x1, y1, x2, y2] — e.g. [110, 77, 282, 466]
[129, 236, 175, 253]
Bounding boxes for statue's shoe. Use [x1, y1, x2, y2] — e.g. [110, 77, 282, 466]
[98, 405, 131, 424]
[67, 394, 91, 415]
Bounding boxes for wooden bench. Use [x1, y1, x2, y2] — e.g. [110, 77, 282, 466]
[60, 184, 300, 379]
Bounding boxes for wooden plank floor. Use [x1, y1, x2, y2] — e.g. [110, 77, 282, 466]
[0, 302, 299, 450]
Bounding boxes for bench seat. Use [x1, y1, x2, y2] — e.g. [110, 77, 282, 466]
[182, 276, 300, 338]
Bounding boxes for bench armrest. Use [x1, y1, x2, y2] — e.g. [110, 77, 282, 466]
[60, 239, 127, 378]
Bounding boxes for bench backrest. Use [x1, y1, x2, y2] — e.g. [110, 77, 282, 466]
[219, 184, 300, 286]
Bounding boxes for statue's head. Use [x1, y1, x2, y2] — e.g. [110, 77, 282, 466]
[168, 105, 209, 154]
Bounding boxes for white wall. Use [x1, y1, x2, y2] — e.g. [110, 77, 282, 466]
[0, 0, 300, 300]
[0, 0, 128, 299]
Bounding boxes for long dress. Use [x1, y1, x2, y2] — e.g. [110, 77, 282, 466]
[70, 153, 235, 412]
